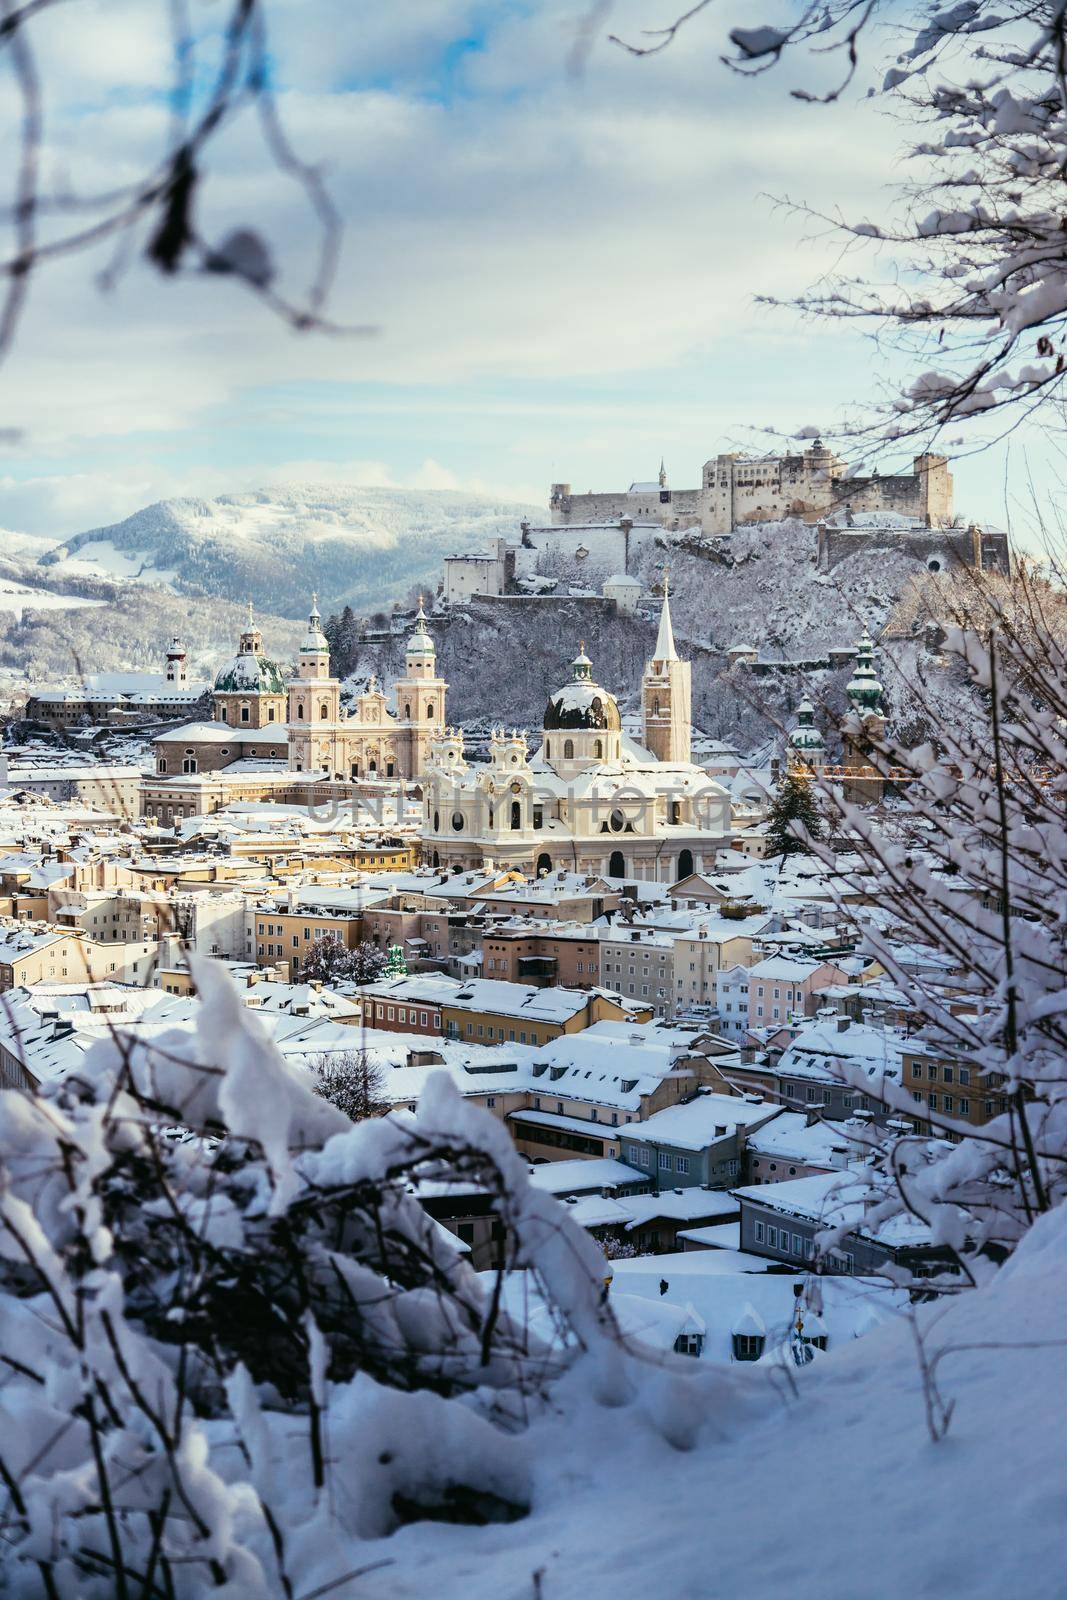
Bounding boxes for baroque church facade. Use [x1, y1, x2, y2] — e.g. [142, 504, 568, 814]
[144, 602, 447, 820]
[419, 591, 732, 881]
[287, 599, 446, 781]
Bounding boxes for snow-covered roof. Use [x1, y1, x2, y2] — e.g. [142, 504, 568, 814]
[732, 1167, 942, 1249]
[619, 1092, 777, 1151]
[153, 721, 287, 745]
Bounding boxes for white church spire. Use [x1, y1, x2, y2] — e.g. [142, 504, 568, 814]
[654, 574, 677, 662]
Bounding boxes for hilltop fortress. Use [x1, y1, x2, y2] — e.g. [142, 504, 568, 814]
[550, 440, 953, 536]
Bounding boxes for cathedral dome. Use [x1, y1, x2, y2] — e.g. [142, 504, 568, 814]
[213, 652, 288, 695]
[544, 645, 621, 732]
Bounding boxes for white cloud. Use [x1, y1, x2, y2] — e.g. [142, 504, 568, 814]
[0, 0, 926, 531]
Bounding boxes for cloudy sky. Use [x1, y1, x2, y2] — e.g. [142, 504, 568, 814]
[0, 0, 1054, 539]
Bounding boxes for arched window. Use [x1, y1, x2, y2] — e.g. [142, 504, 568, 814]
[432, 850, 440, 868]
[510, 800, 521, 830]
[594, 739, 603, 759]
[452, 811, 465, 831]
[426, 701, 435, 718]
[677, 847, 694, 879]
[609, 849, 625, 878]
[536, 852, 552, 876]
[488, 806, 494, 827]
[157, 758, 167, 774]
[670, 800, 681, 825]
[404, 702, 411, 719]
[320, 703, 329, 720]
[181, 750, 197, 775]
[563, 739, 574, 760]
[433, 809, 440, 831]
[296, 703, 305, 720]
[652, 696, 660, 717]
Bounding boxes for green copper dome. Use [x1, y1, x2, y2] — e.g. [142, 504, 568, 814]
[213, 652, 288, 695]
[789, 698, 824, 751]
[544, 645, 621, 731]
[846, 627, 884, 715]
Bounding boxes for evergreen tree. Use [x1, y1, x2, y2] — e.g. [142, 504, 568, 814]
[766, 771, 825, 858]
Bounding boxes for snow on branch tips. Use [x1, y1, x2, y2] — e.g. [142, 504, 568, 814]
[0, 959, 714, 1593]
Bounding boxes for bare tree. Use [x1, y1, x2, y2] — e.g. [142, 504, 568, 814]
[311, 1046, 387, 1122]
[609, 1, 1067, 451]
[801, 556, 1067, 1275]
[0, 0, 357, 374]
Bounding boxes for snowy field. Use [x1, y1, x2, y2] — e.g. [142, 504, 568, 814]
[0, 579, 105, 622]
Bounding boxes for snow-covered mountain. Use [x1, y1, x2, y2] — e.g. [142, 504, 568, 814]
[39, 486, 540, 618]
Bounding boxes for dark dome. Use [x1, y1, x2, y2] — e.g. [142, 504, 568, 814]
[543, 682, 621, 732]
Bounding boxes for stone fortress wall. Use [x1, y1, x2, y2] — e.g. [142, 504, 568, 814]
[550, 442, 954, 538]
[817, 518, 1011, 576]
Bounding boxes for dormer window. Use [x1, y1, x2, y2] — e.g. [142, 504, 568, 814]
[732, 1333, 765, 1361]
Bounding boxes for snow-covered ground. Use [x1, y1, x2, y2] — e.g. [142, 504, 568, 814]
[49, 539, 178, 588]
[0, 578, 105, 622]
[337, 1209, 1066, 1600]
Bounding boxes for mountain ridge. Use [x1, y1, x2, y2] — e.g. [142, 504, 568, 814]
[38, 484, 541, 619]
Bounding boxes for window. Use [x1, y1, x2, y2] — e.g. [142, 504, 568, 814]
[639, 1148, 650, 1167]
[767, 1225, 778, 1248]
[658, 1152, 671, 1170]
[959, 1068, 970, 1086]
[563, 739, 574, 759]
[486, 1097, 496, 1109]
[676, 1156, 690, 1175]
[754, 1221, 765, 1243]
[733, 1332, 764, 1362]
[241, 705, 250, 723]
[792, 1233, 803, 1256]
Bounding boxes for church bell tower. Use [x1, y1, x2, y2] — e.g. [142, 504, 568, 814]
[642, 578, 692, 764]
[395, 600, 448, 779]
